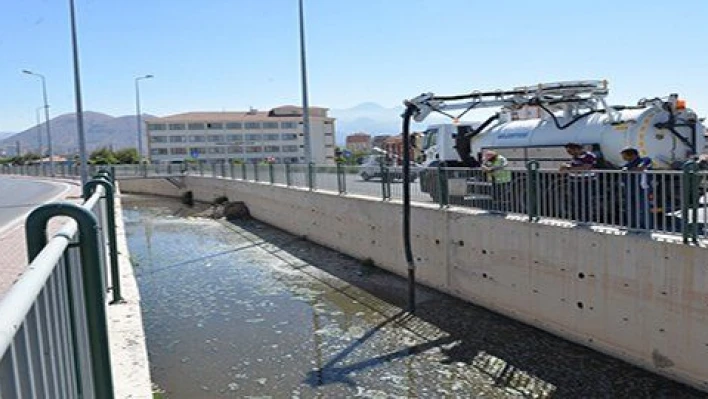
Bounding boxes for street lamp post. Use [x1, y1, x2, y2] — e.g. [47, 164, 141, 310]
[22, 70, 54, 175]
[298, 0, 312, 164]
[69, 0, 90, 188]
[135, 75, 153, 162]
[35, 106, 43, 157]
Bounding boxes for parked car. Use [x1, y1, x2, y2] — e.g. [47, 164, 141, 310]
[359, 155, 420, 182]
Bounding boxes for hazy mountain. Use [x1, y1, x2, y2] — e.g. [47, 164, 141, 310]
[330, 103, 449, 144]
[0, 132, 15, 141]
[0, 112, 151, 155]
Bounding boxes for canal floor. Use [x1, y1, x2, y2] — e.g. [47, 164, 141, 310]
[122, 195, 704, 398]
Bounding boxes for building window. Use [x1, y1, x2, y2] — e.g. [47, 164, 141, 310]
[190, 147, 207, 155]
[263, 133, 280, 141]
[263, 122, 279, 129]
[246, 146, 262, 153]
[282, 145, 299, 153]
[244, 122, 261, 130]
[225, 122, 242, 130]
[189, 135, 206, 143]
[281, 133, 298, 141]
[207, 135, 224, 143]
[147, 123, 166, 131]
[208, 147, 225, 154]
[207, 122, 223, 130]
[226, 134, 242, 142]
[264, 145, 280, 153]
[150, 136, 167, 143]
[281, 122, 297, 129]
[170, 148, 187, 155]
[169, 136, 185, 143]
[245, 134, 262, 141]
[325, 144, 334, 148]
[188, 123, 205, 130]
[169, 123, 186, 130]
[228, 145, 243, 154]
[325, 133, 333, 136]
[150, 148, 168, 155]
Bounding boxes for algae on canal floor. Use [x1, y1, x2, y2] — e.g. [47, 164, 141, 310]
[123, 195, 703, 398]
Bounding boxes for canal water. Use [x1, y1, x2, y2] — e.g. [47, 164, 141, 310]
[122, 195, 703, 398]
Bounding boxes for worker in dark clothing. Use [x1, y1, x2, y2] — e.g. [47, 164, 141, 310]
[620, 147, 653, 231]
[560, 143, 597, 223]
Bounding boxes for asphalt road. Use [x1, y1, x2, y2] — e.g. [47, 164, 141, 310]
[0, 177, 69, 230]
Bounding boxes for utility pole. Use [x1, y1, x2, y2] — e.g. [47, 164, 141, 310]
[69, 0, 89, 187]
[298, 0, 312, 164]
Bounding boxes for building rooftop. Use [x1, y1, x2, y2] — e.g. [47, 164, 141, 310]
[146, 106, 332, 123]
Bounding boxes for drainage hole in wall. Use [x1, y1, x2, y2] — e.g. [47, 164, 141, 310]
[622, 317, 629, 322]
[577, 301, 584, 309]
[578, 272, 585, 279]
[533, 289, 539, 294]
[481, 249, 487, 254]
[624, 283, 629, 288]
[661, 291, 667, 296]
[659, 328, 665, 333]
[435, 239, 440, 245]
[482, 273, 488, 279]
[458, 240, 464, 246]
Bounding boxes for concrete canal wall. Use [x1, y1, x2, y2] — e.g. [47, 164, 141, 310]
[118, 176, 708, 392]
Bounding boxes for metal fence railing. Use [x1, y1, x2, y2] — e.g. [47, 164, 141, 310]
[3, 161, 706, 241]
[0, 171, 120, 398]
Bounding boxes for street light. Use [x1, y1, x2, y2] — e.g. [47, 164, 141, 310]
[22, 69, 54, 175]
[298, 0, 312, 164]
[35, 106, 43, 157]
[69, 0, 90, 188]
[135, 74, 154, 162]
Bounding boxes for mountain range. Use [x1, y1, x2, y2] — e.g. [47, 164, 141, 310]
[0, 103, 448, 154]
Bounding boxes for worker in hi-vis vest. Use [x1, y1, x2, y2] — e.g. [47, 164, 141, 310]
[482, 150, 511, 212]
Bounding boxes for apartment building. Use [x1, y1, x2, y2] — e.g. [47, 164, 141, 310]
[345, 132, 371, 152]
[145, 105, 336, 164]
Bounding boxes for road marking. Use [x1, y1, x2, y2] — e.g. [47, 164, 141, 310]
[0, 179, 73, 239]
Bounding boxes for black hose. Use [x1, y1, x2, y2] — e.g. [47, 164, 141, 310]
[402, 103, 416, 313]
[534, 101, 599, 130]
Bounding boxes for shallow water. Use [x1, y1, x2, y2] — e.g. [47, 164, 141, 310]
[123, 195, 703, 398]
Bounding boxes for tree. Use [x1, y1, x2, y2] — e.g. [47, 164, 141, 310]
[114, 148, 139, 164]
[89, 147, 118, 165]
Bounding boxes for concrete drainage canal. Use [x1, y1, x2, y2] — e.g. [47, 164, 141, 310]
[122, 194, 704, 398]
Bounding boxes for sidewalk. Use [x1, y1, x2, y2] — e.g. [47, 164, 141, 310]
[0, 177, 83, 298]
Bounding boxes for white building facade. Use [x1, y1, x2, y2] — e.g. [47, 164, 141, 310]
[145, 106, 336, 164]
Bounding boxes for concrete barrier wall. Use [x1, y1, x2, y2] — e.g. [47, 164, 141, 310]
[120, 176, 708, 391]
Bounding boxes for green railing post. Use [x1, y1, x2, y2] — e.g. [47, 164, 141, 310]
[286, 163, 292, 186]
[380, 163, 387, 200]
[436, 163, 448, 207]
[269, 163, 275, 184]
[25, 202, 115, 399]
[254, 163, 260, 182]
[682, 161, 699, 243]
[230, 162, 235, 179]
[308, 163, 315, 190]
[84, 178, 122, 304]
[526, 161, 540, 221]
[220, 161, 226, 178]
[241, 162, 247, 180]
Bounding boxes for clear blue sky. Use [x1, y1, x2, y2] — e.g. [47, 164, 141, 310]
[2, 0, 707, 132]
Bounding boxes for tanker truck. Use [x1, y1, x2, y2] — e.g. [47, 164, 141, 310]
[408, 80, 706, 223]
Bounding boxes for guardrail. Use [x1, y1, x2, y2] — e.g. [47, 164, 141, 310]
[2, 161, 706, 241]
[0, 172, 120, 398]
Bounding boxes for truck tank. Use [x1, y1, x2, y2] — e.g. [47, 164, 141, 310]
[472, 106, 705, 169]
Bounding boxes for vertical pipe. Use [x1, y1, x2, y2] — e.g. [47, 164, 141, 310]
[69, 0, 89, 188]
[298, 0, 312, 164]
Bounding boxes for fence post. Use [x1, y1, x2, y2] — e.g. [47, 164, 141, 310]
[682, 161, 699, 243]
[84, 178, 122, 304]
[436, 163, 448, 207]
[241, 162, 247, 180]
[286, 163, 292, 186]
[25, 202, 115, 399]
[308, 163, 315, 191]
[199, 162, 204, 176]
[380, 163, 387, 200]
[269, 163, 275, 184]
[254, 163, 260, 182]
[526, 161, 540, 221]
[230, 162, 235, 179]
